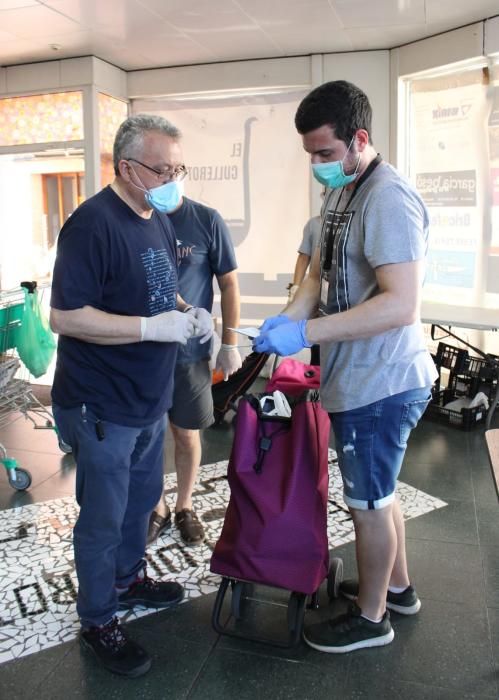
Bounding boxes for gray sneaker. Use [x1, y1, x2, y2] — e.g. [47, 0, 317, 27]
[303, 602, 394, 654]
[340, 579, 421, 615]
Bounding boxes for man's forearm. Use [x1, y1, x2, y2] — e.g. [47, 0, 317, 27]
[176, 294, 193, 313]
[50, 305, 142, 344]
[304, 260, 424, 345]
[219, 278, 240, 346]
[292, 254, 311, 286]
[284, 276, 320, 321]
[305, 290, 417, 345]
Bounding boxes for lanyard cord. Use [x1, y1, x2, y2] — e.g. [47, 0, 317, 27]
[323, 154, 382, 272]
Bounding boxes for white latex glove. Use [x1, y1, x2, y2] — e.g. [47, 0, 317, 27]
[187, 306, 214, 343]
[141, 310, 196, 344]
[215, 344, 242, 380]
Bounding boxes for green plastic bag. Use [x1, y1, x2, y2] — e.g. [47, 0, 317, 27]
[16, 288, 57, 378]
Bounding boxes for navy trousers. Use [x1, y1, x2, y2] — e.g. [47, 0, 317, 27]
[53, 403, 166, 628]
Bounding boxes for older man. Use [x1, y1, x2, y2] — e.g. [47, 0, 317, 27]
[50, 114, 213, 677]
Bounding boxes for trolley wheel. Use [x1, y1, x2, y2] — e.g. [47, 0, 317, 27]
[8, 468, 32, 491]
[287, 591, 307, 635]
[327, 557, 344, 600]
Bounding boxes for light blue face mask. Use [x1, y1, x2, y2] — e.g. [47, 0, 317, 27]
[311, 138, 360, 189]
[145, 179, 184, 213]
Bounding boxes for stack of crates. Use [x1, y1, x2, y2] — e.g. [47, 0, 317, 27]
[425, 342, 498, 430]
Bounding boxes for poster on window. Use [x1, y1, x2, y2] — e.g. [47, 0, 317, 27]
[488, 84, 499, 294]
[133, 93, 310, 324]
[411, 75, 487, 306]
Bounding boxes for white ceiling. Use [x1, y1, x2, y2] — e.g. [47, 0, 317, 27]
[0, 0, 497, 72]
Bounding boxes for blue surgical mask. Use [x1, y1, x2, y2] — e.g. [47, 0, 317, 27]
[312, 138, 360, 189]
[145, 179, 184, 213]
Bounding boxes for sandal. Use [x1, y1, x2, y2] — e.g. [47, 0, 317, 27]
[146, 505, 172, 545]
[174, 509, 205, 546]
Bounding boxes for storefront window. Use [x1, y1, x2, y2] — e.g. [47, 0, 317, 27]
[0, 92, 83, 146]
[99, 93, 128, 188]
[0, 92, 85, 289]
[405, 67, 491, 309]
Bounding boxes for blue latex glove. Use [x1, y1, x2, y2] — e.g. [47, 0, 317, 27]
[259, 313, 292, 334]
[253, 319, 312, 356]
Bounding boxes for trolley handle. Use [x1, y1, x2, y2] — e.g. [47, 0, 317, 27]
[20, 281, 37, 294]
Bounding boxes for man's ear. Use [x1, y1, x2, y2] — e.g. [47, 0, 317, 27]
[117, 159, 131, 181]
[354, 129, 370, 152]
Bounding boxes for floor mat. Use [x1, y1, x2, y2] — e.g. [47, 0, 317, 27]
[0, 451, 446, 663]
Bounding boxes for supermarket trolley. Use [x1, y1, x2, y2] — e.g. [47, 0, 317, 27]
[210, 374, 344, 647]
[0, 282, 64, 491]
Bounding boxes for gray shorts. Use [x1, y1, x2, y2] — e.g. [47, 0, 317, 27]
[168, 359, 214, 430]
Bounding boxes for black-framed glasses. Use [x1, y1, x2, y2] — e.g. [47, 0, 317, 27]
[127, 158, 188, 181]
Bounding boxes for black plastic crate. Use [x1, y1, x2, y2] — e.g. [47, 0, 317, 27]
[425, 388, 487, 430]
[449, 353, 499, 397]
[434, 342, 469, 373]
[432, 342, 469, 393]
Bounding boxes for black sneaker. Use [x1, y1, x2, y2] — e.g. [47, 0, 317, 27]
[117, 574, 184, 610]
[340, 579, 421, 615]
[80, 617, 151, 677]
[303, 603, 394, 654]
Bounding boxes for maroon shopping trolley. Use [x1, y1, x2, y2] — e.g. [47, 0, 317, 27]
[210, 374, 343, 647]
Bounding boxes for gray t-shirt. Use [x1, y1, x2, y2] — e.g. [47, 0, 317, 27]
[298, 215, 321, 257]
[318, 161, 437, 413]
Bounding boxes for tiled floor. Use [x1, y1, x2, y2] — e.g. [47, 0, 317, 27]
[0, 398, 498, 700]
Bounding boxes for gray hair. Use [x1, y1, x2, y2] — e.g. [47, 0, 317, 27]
[113, 114, 182, 175]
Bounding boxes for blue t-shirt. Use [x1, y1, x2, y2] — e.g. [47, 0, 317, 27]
[51, 186, 179, 427]
[169, 197, 237, 364]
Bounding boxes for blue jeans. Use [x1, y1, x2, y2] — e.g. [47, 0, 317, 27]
[329, 387, 431, 510]
[52, 403, 166, 627]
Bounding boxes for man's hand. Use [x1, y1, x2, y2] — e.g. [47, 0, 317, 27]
[141, 310, 196, 344]
[253, 319, 312, 356]
[215, 344, 242, 381]
[187, 307, 214, 343]
[259, 313, 292, 334]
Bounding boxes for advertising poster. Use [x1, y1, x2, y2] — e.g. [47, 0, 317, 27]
[488, 83, 499, 294]
[410, 73, 487, 306]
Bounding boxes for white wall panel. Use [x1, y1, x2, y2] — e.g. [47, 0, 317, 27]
[92, 57, 128, 99]
[59, 57, 94, 88]
[6, 61, 60, 93]
[485, 16, 499, 57]
[395, 23, 483, 77]
[0, 57, 127, 97]
[127, 56, 311, 98]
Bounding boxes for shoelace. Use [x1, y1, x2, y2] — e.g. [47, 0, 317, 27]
[98, 617, 127, 651]
[132, 573, 160, 593]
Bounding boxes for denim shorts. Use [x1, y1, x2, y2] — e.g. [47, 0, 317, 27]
[329, 387, 432, 510]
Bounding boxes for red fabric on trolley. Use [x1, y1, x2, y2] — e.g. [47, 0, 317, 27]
[265, 358, 320, 397]
[210, 390, 330, 594]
